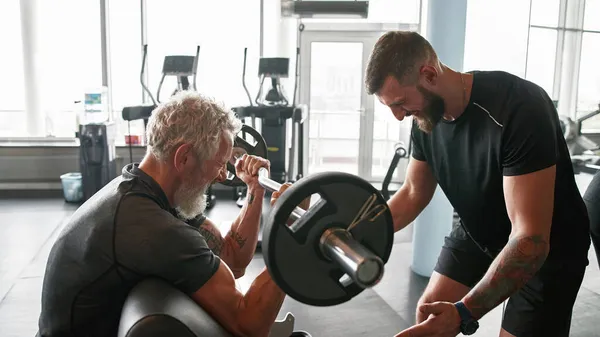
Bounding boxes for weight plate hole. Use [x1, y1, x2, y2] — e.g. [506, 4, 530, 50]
[339, 273, 352, 287]
[288, 194, 325, 233]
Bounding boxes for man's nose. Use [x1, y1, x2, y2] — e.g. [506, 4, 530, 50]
[392, 108, 406, 121]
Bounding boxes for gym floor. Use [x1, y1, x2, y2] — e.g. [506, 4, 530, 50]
[1, 174, 600, 337]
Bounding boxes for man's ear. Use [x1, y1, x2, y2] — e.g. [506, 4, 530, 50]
[173, 143, 194, 173]
[419, 65, 439, 87]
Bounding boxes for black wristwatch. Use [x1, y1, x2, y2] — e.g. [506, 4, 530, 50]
[454, 301, 479, 335]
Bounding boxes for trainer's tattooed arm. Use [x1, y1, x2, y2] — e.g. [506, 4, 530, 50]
[462, 166, 555, 319]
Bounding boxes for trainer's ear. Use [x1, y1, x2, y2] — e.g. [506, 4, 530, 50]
[419, 65, 439, 87]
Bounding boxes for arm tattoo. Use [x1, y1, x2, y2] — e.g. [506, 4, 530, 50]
[228, 230, 247, 248]
[465, 234, 548, 319]
[247, 193, 255, 205]
[198, 226, 224, 256]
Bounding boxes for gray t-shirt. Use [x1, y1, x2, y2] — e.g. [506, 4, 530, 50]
[37, 163, 220, 337]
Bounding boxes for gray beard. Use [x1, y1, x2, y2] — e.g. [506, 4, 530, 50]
[174, 182, 209, 220]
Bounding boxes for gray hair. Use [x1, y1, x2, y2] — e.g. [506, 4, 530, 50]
[145, 90, 242, 163]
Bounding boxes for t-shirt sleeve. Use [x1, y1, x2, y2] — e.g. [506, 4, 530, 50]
[501, 99, 558, 176]
[184, 213, 207, 229]
[410, 121, 427, 162]
[116, 196, 220, 295]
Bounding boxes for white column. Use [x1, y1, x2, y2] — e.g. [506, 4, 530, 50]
[19, 0, 45, 137]
[411, 0, 468, 278]
[556, 0, 585, 119]
[425, 0, 468, 71]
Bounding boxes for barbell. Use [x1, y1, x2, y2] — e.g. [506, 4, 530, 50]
[221, 124, 394, 306]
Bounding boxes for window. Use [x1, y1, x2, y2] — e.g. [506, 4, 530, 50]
[583, 0, 600, 31]
[463, 0, 531, 78]
[145, 0, 261, 109]
[371, 100, 412, 180]
[108, 1, 145, 145]
[577, 33, 600, 130]
[577, 0, 600, 130]
[0, 1, 25, 137]
[529, 0, 560, 27]
[525, 27, 558, 98]
[559, 0, 600, 132]
[40, 0, 102, 138]
[105, 0, 261, 145]
[524, 0, 561, 100]
[109, 0, 145, 143]
[307, 41, 364, 175]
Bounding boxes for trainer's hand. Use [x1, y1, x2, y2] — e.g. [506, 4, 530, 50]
[235, 154, 270, 191]
[395, 302, 461, 337]
[270, 183, 310, 210]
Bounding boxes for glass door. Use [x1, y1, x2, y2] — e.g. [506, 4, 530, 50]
[299, 30, 411, 182]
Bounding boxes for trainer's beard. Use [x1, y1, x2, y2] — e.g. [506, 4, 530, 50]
[415, 85, 445, 134]
[174, 180, 209, 221]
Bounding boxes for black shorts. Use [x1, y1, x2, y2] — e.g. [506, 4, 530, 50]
[434, 222, 587, 337]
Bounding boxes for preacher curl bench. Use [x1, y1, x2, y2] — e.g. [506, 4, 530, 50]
[117, 278, 311, 337]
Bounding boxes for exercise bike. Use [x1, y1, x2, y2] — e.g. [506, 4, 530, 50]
[559, 102, 600, 174]
[121, 45, 217, 209]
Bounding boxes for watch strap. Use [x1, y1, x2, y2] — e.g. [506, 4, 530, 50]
[454, 301, 473, 321]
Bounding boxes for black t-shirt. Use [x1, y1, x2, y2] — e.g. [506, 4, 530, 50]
[37, 164, 220, 337]
[411, 71, 590, 260]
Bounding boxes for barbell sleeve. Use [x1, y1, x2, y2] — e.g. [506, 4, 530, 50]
[320, 228, 384, 288]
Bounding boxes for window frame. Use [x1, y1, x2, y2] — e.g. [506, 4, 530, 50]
[526, 0, 600, 132]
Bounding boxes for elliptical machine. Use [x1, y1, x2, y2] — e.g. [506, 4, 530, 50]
[121, 45, 217, 209]
[231, 48, 306, 207]
[122, 44, 200, 130]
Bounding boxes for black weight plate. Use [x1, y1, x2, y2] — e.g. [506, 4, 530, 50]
[221, 124, 269, 187]
[262, 171, 394, 306]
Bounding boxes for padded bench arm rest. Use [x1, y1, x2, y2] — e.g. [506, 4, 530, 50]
[118, 278, 232, 337]
[118, 278, 305, 337]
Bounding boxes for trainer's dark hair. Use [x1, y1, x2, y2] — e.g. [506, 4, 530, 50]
[365, 31, 440, 95]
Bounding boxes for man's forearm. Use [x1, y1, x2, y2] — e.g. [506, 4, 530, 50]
[462, 233, 549, 319]
[226, 186, 265, 270]
[237, 268, 286, 337]
[389, 186, 433, 232]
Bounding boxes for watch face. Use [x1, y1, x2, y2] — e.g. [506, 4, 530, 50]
[463, 321, 479, 335]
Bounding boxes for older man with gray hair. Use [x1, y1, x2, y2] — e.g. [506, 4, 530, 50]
[38, 91, 290, 337]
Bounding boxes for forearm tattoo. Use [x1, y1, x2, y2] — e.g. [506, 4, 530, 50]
[198, 226, 224, 256]
[465, 234, 548, 319]
[248, 193, 255, 205]
[228, 230, 247, 248]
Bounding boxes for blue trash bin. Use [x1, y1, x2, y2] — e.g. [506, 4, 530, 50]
[60, 172, 83, 203]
